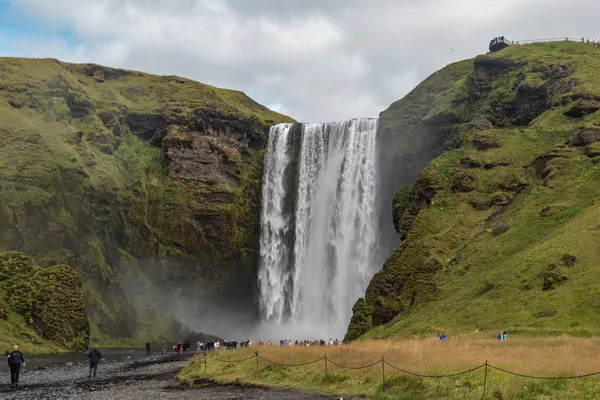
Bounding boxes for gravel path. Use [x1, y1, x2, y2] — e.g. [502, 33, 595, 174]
[0, 353, 337, 399]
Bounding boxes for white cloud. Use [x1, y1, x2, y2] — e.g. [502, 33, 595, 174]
[6, 0, 600, 121]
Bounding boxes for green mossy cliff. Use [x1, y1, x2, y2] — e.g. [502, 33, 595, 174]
[0, 57, 293, 350]
[347, 41, 600, 341]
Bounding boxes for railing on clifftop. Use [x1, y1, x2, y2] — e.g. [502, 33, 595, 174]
[489, 36, 600, 52]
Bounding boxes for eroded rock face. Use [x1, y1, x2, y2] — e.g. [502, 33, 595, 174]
[0, 57, 293, 348]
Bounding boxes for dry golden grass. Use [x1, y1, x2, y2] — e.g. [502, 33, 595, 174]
[179, 337, 600, 399]
[207, 336, 600, 376]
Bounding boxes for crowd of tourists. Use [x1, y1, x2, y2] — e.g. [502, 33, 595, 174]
[194, 338, 343, 349]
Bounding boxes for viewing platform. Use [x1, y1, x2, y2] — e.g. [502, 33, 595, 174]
[489, 36, 599, 52]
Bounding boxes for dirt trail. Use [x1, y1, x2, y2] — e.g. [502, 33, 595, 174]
[0, 352, 336, 399]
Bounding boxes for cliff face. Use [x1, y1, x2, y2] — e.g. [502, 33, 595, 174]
[347, 42, 600, 341]
[0, 57, 293, 350]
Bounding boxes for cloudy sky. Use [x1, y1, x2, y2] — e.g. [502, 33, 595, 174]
[1, 0, 598, 121]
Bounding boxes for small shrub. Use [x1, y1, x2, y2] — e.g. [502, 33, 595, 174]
[532, 309, 557, 318]
[475, 281, 495, 297]
[491, 221, 510, 236]
[542, 267, 568, 291]
[562, 254, 577, 268]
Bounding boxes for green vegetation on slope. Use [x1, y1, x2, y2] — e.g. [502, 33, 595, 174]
[347, 41, 600, 340]
[0, 57, 293, 350]
[0, 252, 88, 351]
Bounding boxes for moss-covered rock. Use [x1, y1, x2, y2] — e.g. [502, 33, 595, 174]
[2, 252, 89, 350]
[343, 298, 372, 342]
[391, 184, 420, 239]
[0, 252, 35, 281]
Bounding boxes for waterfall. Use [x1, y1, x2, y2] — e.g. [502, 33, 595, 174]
[258, 118, 380, 336]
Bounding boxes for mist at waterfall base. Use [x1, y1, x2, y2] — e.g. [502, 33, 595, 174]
[256, 118, 390, 340]
[138, 118, 399, 343]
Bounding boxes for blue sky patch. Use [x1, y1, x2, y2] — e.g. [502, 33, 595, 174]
[0, 1, 80, 54]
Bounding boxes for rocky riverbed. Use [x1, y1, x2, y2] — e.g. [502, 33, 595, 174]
[0, 351, 337, 399]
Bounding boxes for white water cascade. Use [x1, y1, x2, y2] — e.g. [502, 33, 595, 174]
[258, 118, 380, 337]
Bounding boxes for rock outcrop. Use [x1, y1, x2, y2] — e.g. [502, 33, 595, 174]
[0, 57, 293, 349]
[347, 41, 600, 341]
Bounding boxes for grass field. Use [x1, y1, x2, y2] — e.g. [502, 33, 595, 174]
[178, 337, 600, 399]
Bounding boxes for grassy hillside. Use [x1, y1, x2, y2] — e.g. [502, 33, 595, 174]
[347, 41, 600, 341]
[0, 57, 293, 350]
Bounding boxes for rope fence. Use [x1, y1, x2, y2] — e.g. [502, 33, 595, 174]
[490, 36, 600, 52]
[198, 351, 600, 397]
[511, 37, 583, 44]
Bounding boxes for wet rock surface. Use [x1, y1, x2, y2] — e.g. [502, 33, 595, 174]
[0, 352, 335, 399]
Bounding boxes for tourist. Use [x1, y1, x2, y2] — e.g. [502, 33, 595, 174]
[196, 340, 202, 352]
[145, 342, 151, 354]
[334, 338, 339, 346]
[88, 345, 102, 379]
[7, 345, 25, 387]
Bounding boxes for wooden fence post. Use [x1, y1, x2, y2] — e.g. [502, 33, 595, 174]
[325, 354, 328, 377]
[256, 352, 259, 371]
[482, 360, 488, 399]
[382, 356, 385, 384]
[204, 352, 207, 373]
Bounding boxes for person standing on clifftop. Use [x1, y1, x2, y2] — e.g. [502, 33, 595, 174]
[145, 342, 151, 354]
[7, 345, 25, 388]
[88, 345, 102, 379]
